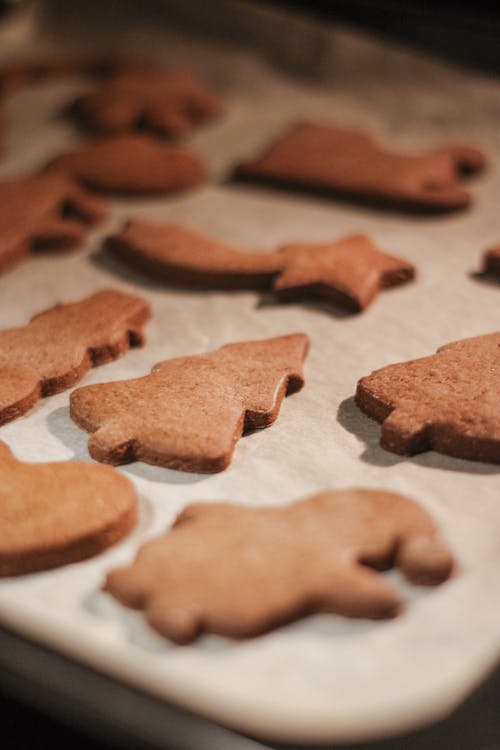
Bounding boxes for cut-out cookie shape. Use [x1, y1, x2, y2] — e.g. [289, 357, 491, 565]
[0, 289, 151, 426]
[0, 441, 137, 576]
[0, 172, 108, 276]
[105, 488, 454, 643]
[234, 122, 486, 212]
[46, 135, 206, 195]
[355, 333, 500, 463]
[70, 334, 309, 472]
[71, 68, 223, 138]
[106, 220, 415, 311]
[481, 244, 500, 277]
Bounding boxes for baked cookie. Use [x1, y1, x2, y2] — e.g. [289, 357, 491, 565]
[70, 68, 223, 138]
[45, 135, 206, 194]
[70, 333, 309, 472]
[0, 289, 151, 426]
[234, 122, 486, 212]
[0, 172, 108, 276]
[105, 488, 454, 643]
[106, 220, 415, 311]
[355, 332, 500, 463]
[481, 244, 500, 277]
[0, 440, 137, 576]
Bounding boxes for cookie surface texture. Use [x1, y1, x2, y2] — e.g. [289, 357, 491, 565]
[0, 441, 137, 576]
[0, 289, 151, 425]
[235, 122, 485, 211]
[106, 220, 414, 310]
[70, 333, 309, 472]
[46, 135, 206, 194]
[71, 68, 222, 137]
[105, 488, 454, 643]
[0, 173, 108, 276]
[355, 333, 500, 463]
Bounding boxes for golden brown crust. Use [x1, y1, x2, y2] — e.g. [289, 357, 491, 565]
[355, 333, 500, 463]
[234, 122, 486, 212]
[0, 289, 151, 426]
[104, 488, 454, 643]
[70, 334, 309, 473]
[0, 441, 138, 577]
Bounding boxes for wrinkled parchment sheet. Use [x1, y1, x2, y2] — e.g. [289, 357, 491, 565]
[0, 5, 499, 744]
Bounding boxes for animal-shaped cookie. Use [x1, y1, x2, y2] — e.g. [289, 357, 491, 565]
[0, 173, 108, 276]
[482, 244, 500, 277]
[0, 289, 151, 425]
[70, 334, 309, 472]
[46, 135, 205, 194]
[234, 122, 486, 212]
[71, 68, 223, 138]
[105, 489, 454, 643]
[0, 441, 137, 576]
[355, 333, 500, 463]
[106, 220, 415, 311]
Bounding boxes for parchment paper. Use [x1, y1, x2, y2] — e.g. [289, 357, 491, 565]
[0, 4, 499, 743]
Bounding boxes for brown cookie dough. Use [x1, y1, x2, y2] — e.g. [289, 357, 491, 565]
[234, 122, 486, 212]
[0, 172, 108, 276]
[105, 488, 454, 643]
[70, 333, 309, 473]
[70, 68, 223, 138]
[0, 289, 151, 426]
[45, 135, 206, 195]
[355, 332, 500, 463]
[106, 220, 415, 311]
[0, 440, 137, 576]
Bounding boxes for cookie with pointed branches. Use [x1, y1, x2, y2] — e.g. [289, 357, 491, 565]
[70, 68, 223, 138]
[0, 441, 137, 576]
[234, 122, 486, 212]
[481, 244, 500, 277]
[355, 332, 500, 463]
[0, 172, 108, 276]
[46, 135, 205, 195]
[70, 333, 309, 473]
[105, 488, 454, 643]
[0, 289, 151, 426]
[106, 220, 415, 311]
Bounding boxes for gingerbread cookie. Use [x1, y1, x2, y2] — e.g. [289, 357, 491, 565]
[234, 122, 486, 212]
[70, 68, 223, 138]
[0, 441, 137, 576]
[45, 135, 206, 195]
[0, 172, 108, 276]
[70, 333, 309, 472]
[106, 220, 415, 311]
[0, 289, 151, 426]
[355, 333, 500, 463]
[105, 488, 454, 643]
[481, 244, 500, 277]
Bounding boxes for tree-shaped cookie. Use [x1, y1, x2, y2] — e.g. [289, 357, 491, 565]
[0, 441, 137, 576]
[234, 122, 486, 212]
[70, 334, 309, 472]
[70, 68, 223, 138]
[0, 289, 151, 425]
[355, 333, 500, 463]
[46, 135, 205, 195]
[104, 489, 454, 643]
[0, 173, 108, 276]
[106, 220, 415, 311]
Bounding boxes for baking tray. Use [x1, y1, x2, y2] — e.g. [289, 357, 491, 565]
[0, 1, 499, 745]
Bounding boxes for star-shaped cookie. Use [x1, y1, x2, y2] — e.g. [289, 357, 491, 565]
[106, 220, 415, 311]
